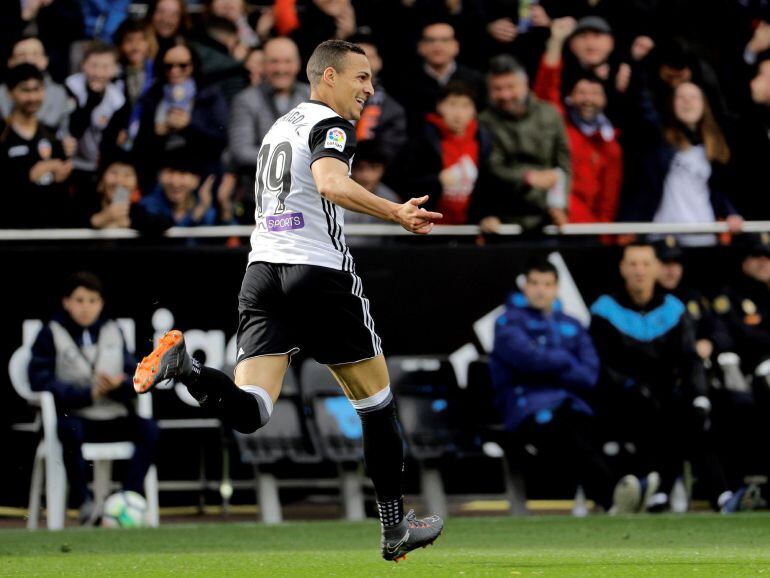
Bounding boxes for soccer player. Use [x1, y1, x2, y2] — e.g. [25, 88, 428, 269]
[133, 40, 444, 561]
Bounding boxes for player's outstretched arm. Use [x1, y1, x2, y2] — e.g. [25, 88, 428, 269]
[312, 157, 443, 234]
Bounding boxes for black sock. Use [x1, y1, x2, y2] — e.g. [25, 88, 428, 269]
[357, 398, 405, 527]
[184, 362, 270, 434]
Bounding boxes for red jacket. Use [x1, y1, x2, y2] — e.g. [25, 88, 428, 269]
[533, 57, 622, 223]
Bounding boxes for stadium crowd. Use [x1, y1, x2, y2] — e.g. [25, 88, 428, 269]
[7, 0, 770, 519]
[1, 0, 770, 233]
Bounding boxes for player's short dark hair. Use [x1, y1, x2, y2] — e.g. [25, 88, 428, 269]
[6, 63, 43, 89]
[488, 54, 527, 78]
[63, 272, 104, 298]
[82, 40, 118, 62]
[306, 39, 366, 87]
[437, 81, 476, 104]
[525, 258, 559, 280]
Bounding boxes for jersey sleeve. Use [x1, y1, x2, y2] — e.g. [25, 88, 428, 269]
[308, 117, 357, 166]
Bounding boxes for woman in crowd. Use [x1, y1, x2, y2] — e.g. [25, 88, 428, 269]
[628, 81, 742, 245]
[132, 40, 228, 189]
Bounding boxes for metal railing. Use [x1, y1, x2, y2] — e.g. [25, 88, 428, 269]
[1, 221, 769, 241]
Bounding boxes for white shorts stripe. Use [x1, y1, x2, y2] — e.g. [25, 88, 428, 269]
[349, 271, 380, 355]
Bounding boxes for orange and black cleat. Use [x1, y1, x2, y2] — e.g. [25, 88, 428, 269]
[133, 330, 192, 394]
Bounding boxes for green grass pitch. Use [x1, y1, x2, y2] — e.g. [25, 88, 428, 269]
[3, 514, 770, 577]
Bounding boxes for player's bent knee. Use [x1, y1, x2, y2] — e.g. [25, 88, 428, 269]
[351, 385, 393, 416]
[225, 385, 274, 433]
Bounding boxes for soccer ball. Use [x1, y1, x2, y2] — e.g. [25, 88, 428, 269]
[101, 491, 148, 528]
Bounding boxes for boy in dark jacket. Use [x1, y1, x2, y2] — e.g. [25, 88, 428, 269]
[28, 272, 159, 524]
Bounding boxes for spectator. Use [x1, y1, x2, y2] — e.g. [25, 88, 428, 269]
[401, 21, 486, 130]
[489, 258, 628, 514]
[481, 0, 552, 72]
[590, 241, 747, 513]
[228, 37, 309, 177]
[81, 0, 131, 44]
[0, 37, 70, 137]
[204, 0, 275, 56]
[291, 0, 358, 66]
[654, 237, 731, 362]
[28, 272, 160, 525]
[65, 41, 124, 191]
[475, 54, 571, 232]
[140, 151, 217, 227]
[114, 20, 158, 109]
[0, 64, 72, 228]
[534, 17, 622, 224]
[352, 35, 407, 170]
[625, 80, 742, 246]
[349, 141, 401, 225]
[84, 158, 172, 233]
[713, 233, 770, 376]
[0, 0, 83, 83]
[144, 0, 192, 60]
[190, 15, 249, 103]
[133, 40, 228, 187]
[710, 233, 770, 493]
[244, 46, 264, 87]
[402, 81, 490, 224]
[730, 54, 770, 219]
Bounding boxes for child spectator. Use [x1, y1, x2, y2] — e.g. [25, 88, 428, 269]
[403, 82, 489, 224]
[65, 42, 125, 192]
[85, 157, 172, 233]
[0, 64, 72, 228]
[140, 150, 217, 227]
[28, 272, 159, 525]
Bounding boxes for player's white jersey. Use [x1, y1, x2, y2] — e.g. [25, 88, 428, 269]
[247, 100, 357, 272]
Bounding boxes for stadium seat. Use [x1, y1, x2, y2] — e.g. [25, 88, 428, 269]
[8, 324, 159, 529]
[234, 367, 322, 523]
[465, 357, 527, 515]
[299, 360, 370, 521]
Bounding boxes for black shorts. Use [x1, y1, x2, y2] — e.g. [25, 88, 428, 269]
[236, 262, 383, 366]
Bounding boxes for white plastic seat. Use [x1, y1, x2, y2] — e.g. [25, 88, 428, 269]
[9, 333, 159, 530]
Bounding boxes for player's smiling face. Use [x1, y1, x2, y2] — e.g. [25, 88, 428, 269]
[333, 52, 374, 121]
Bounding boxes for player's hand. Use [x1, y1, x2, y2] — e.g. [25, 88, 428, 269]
[394, 195, 442, 234]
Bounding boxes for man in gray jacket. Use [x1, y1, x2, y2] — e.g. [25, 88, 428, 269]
[227, 37, 310, 179]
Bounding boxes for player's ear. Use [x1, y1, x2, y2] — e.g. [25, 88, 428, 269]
[322, 65, 336, 86]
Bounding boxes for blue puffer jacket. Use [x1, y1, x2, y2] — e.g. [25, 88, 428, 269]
[489, 292, 599, 432]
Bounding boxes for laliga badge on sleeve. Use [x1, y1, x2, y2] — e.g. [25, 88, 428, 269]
[324, 127, 346, 152]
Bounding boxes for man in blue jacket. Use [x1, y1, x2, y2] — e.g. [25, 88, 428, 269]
[490, 258, 626, 513]
[28, 272, 159, 524]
